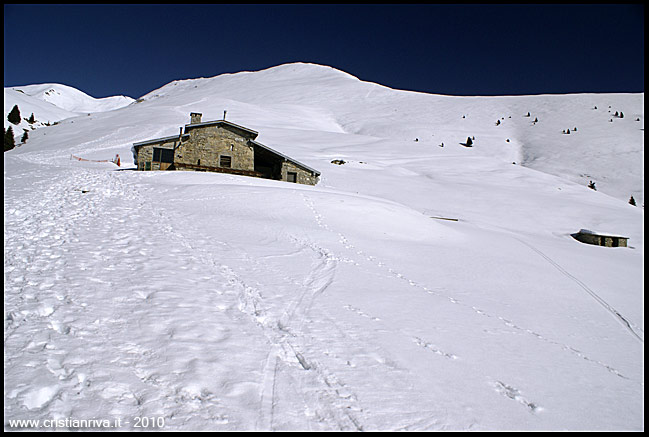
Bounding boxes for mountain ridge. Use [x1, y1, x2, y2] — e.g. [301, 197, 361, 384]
[4, 63, 644, 204]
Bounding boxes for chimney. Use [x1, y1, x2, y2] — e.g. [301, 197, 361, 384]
[190, 112, 202, 124]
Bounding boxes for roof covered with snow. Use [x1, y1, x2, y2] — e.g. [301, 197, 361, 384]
[184, 119, 259, 138]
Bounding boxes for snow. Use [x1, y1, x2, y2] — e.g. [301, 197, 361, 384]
[4, 83, 134, 137]
[8, 83, 134, 114]
[4, 63, 644, 431]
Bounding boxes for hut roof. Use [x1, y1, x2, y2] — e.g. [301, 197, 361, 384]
[576, 229, 629, 239]
[184, 119, 259, 139]
[251, 140, 321, 176]
[133, 134, 189, 147]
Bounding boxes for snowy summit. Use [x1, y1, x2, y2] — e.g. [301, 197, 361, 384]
[4, 62, 644, 431]
[4, 83, 134, 133]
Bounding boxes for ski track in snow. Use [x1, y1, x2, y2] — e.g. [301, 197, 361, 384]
[299, 193, 635, 383]
[132, 187, 373, 431]
[4, 163, 641, 430]
[5, 166, 628, 430]
[512, 236, 644, 344]
[145, 184, 467, 430]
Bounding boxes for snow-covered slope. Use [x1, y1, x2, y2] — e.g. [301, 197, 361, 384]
[4, 83, 134, 138]
[137, 63, 644, 204]
[4, 63, 643, 431]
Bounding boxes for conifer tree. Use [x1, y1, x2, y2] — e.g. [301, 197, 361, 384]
[588, 180, 596, 191]
[466, 137, 473, 146]
[4, 126, 16, 151]
[620, 112, 624, 118]
[21, 131, 28, 143]
[7, 105, 21, 125]
[28, 113, 35, 124]
[629, 196, 636, 206]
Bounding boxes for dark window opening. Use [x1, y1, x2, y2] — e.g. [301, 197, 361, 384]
[145, 161, 151, 171]
[153, 147, 174, 163]
[287, 172, 297, 183]
[220, 155, 232, 168]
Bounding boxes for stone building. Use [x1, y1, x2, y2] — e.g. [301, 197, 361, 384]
[132, 113, 320, 185]
[571, 229, 628, 247]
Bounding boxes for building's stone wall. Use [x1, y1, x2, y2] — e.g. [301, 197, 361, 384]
[134, 140, 176, 171]
[174, 125, 254, 171]
[573, 232, 628, 247]
[605, 236, 627, 247]
[281, 161, 319, 185]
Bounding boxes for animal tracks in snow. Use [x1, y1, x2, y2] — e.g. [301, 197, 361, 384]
[343, 304, 381, 322]
[413, 337, 459, 360]
[146, 193, 369, 431]
[5, 167, 280, 429]
[299, 193, 634, 383]
[493, 381, 542, 414]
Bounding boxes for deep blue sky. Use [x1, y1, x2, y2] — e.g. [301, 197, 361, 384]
[4, 4, 644, 99]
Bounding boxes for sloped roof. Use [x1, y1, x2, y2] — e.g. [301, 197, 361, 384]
[133, 134, 189, 147]
[576, 229, 629, 239]
[184, 119, 259, 139]
[251, 140, 320, 176]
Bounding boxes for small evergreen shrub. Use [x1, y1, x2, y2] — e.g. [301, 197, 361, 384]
[4, 126, 16, 151]
[7, 105, 21, 125]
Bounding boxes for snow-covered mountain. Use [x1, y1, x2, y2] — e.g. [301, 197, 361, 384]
[4, 83, 134, 136]
[4, 63, 643, 431]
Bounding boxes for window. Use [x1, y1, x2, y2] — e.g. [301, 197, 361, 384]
[287, 172, 297, 183]
[220, 155, 232, 168]
[153, 147, 174, 163]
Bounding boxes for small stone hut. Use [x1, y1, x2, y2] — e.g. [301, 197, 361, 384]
[571, 229, 628, 247]
[132, 113, 320, 185]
